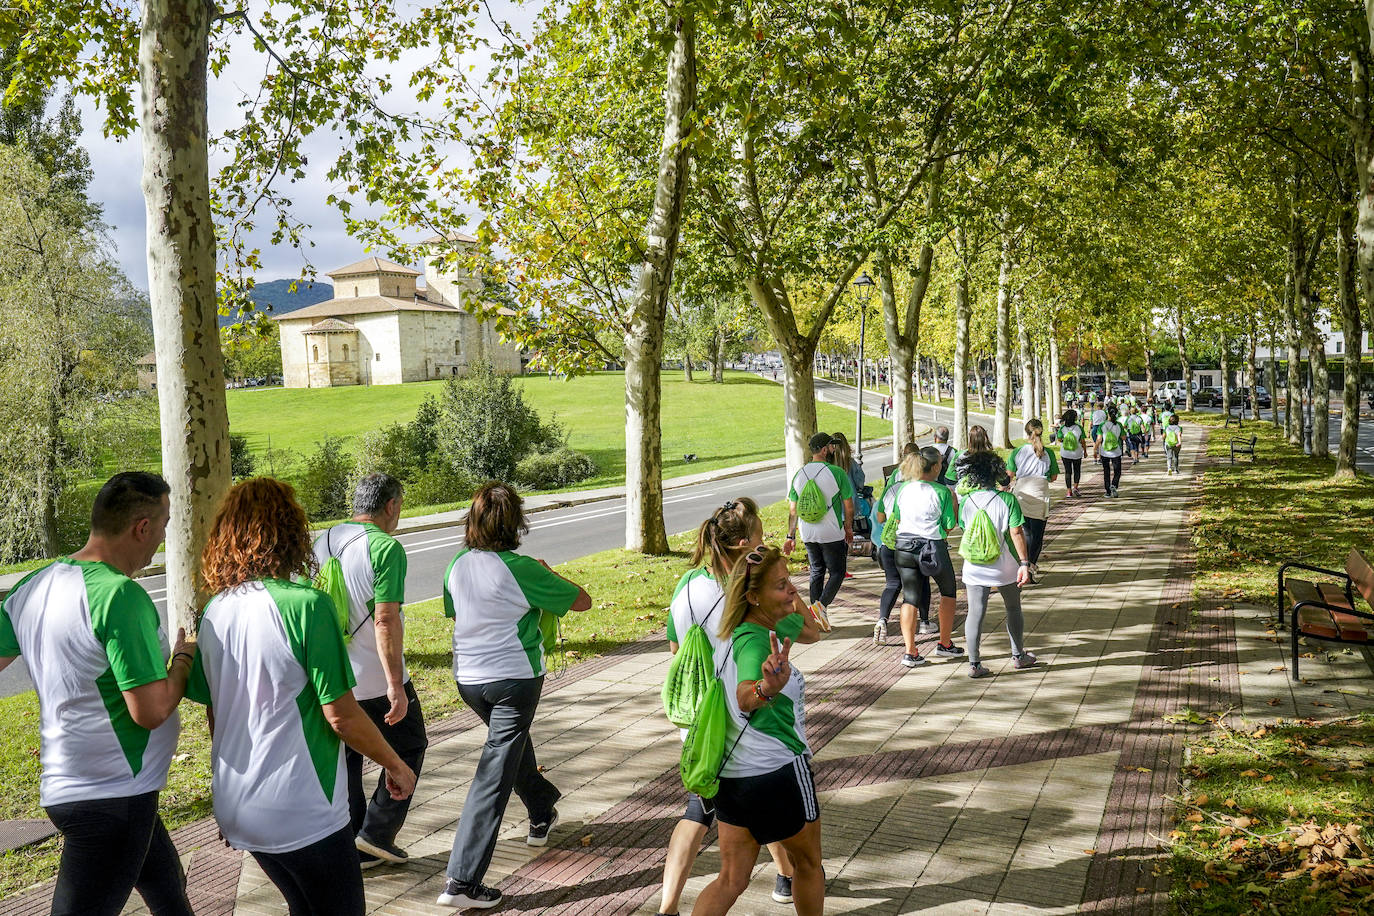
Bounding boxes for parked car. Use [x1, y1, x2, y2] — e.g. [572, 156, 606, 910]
[1155, 380, 1197, 402]
[1194, 386, 1225, 407]
[1235, 386, 1271, 409]
[1110, 380, 1132, 396]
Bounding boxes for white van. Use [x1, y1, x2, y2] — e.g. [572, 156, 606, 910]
[1155, 380, 1197, 402]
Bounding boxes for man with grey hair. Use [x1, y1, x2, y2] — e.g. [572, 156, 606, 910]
[932, 426, 959, 488]
[312, 472, 426, 868]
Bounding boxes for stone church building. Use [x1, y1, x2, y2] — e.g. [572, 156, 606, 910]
[274, 237, 522, 387]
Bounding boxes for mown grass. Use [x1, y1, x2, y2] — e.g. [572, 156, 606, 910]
[1183, 412, 1374, 607]
[1170, 715, 1374, 914]
[0, 500, 804, 899]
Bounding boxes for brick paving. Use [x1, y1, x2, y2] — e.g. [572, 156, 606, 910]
[5, 429, 1374, 916]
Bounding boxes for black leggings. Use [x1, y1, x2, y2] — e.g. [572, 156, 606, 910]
[46, 790, 193, 916]
[251, 824, 365, 916]
[1100, 455, 1122, 491]
[877, 545, 901, 622]
[1022, 516, 1047, 564]
[894, 540, 956, 622]
[1062, 457, 1082, 489]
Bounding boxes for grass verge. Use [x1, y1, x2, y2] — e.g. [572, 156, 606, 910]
[0, 500, 803, 899]
[1170, 715, 1374, 914]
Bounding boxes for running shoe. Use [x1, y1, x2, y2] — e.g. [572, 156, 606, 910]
[1013, 652, 1039, 670]
[918, 620, 937, 635]
[437, 880, 503, 909]
[933, 642, 965, 657]
[874, 618, 888, 645]
[1111, 487, 1120, 497]
[528, 809, 559, 847]
[356, 833, 408, 864]
[772, 874, 794, 904]
[901, 653, 928, 668]
[968, 662, 992, 678]
[359, 852, 383, 870]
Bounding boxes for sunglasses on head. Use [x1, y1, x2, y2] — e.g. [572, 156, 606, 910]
[744, 547, 767, 566]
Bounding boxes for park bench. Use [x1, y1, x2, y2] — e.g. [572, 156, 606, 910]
[1277, 548, 1374, 680]
[1224, 409, 1244, 429]
[1230, 434, 1256, 464]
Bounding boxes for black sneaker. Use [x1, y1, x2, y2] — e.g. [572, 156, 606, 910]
[436, 879, 503, 909]
[901, 653, 928, 668]
[772, 873, 794, 904]
[356, 833, 408, 864]
[358, 851, 382, 870]
[933, 642, 965, 658]
[527, 808, 559, 847]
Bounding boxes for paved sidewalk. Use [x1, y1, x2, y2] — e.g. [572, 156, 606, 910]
[6, 428, 1373, 915]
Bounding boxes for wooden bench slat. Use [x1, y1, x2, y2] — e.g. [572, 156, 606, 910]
[1296, 608, 1374, 642]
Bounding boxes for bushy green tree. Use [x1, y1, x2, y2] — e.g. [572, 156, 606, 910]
[437, 362, 560, 482]
[296, 437, 355, 522]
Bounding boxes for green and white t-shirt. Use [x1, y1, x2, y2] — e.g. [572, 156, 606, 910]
[1056, 424, 1085, 460]
[1098, 421, 1125, 458]
[186, 579, 355, 853]
[1006, 444, 1060, 481]
[312, 522, 408, 700]
[893, 480, 958, 541]
[1164, 423, 1183, 448]
[788, 461, 855, 544]
[0, 559, 178, 807]
[720, 621, 809, 779]
[958, 490, 1025, 588]
[444, 549, 582, 683]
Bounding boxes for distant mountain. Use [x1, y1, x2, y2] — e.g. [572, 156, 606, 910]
[222, 278, 334, 326]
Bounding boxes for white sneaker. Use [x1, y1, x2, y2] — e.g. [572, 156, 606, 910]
[873, 618, 888, 645]
[918, 620, 937, 635]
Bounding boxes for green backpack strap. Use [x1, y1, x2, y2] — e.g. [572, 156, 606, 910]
[316, 528, 369, 643]
[662, 590, 723, 728]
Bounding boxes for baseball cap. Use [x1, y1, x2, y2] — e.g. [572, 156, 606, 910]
[808, 432, 834, 453]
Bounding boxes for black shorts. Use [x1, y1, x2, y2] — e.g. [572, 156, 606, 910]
[682, 792, 716, 828]
[714, 757, 819, 846]
[894, 539, 957, 604]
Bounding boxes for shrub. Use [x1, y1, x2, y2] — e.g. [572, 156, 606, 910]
[406, 459, 476, 507]
[355, 423, 414, 481]
[228, 433, 255, 480]
[516, 447, 597, 490]
[437, 362, 548, 481]
[295, 437, 355, 522]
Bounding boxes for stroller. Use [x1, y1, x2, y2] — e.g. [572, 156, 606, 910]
[850, 484, 878, 561]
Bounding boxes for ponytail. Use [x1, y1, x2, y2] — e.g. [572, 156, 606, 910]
[1025, 419, 1046, 458]
[690, 498, 762, 579]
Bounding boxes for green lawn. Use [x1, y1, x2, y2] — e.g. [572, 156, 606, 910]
[227, 371, 890, 492]
[0, 500, 808, 898]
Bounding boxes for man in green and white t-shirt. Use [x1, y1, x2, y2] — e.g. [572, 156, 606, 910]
[783, 433, 855, 608]
[0, 472, 194, 916]
[313, 472, 425, 867]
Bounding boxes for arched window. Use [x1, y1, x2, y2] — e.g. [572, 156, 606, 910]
[312, 345, 319, 362]
[342, 343, 351, 361]
[454, 339, 461, 356]
[354, 285, 358, 297]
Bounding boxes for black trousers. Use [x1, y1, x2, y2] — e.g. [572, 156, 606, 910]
[877, 545, 901, 622]
[1100, 455, 1122, 491]
[45, 790, 192, 916]
[346, 679, 428, 846]
[1062, 456, 1082, 489]
[447, 676, 560, 886]
[803, 539, 848, 606]
[1022, 516, 1047, 564]
[251, 824, 365, 916]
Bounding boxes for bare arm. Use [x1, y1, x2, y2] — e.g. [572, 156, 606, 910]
[323, 692, 416, 800]
[843, 497, 855, 542]
[0, 656, 14, 674]
[538, 559, 592, 611]
[373, 601, 407, 726]
[790, 594, 821, 644]
[783, 502, 799, 552]
[123, 629, 195, 730]
[1010, 526, 1030, 586]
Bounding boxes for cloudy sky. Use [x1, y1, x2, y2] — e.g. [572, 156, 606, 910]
[83, 1, 534, 290]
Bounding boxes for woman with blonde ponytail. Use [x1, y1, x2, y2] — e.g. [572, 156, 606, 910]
[657, 501, 819, 915]
[1006, 419, 1059, 583]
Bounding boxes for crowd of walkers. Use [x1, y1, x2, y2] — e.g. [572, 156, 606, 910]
[0, 390, 1184, 916]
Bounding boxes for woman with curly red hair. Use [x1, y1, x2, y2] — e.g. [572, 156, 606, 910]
[185, 478, 416, 916]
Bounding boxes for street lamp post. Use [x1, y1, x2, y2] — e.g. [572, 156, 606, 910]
[854, 273, 875, 461]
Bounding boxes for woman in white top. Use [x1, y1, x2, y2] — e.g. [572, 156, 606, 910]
[1095, 403, 1126, 498]
[188, 478, 416, 916]
[1052, 408, 1086, 497]
[658, 499, 818, 915]
[892, 447, 964, 665]
[438, 483, 592, 910]
[1006, 419, 1060, 583]
[957, 451, 1036, 678]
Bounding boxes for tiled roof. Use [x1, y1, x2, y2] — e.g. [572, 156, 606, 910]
[273, 295, 461, 322]
[303, 318, 359, 333]
[326, 256, 420, 278]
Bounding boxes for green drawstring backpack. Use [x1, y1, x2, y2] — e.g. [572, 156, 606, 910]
[796, 466, 829, 524]
[1165, 426, 1180, 448]
[1102, 424, 1122, 452]
[1060, 427, 1079, 452]
[880, 482, 905, 550]
[679, 639, 748, 799]
[314, 528, 367, 643]
[662, 593, 721, 728]
[958, 492, 1003, 565]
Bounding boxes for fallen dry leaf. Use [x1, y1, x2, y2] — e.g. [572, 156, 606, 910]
[580, 834, 593, 847]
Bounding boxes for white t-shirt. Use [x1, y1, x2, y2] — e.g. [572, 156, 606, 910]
[894, 480, 958, 541]
[958, 490, 1025, 587]
[720, 622, 810, 779]
[1091, 408, 1107, 428]
[1164, 423, 1183, 448]
[1055, 424, 1086, 460]
[312, 522, 408, 700]
[187, 579, 356, 853]
[789, 461, 855, 544]
[1098, 421, 1125, 458]
[444, 549, 582, 684]
[0, 559, 179, 807]
[1007, 444, 1060, 480]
